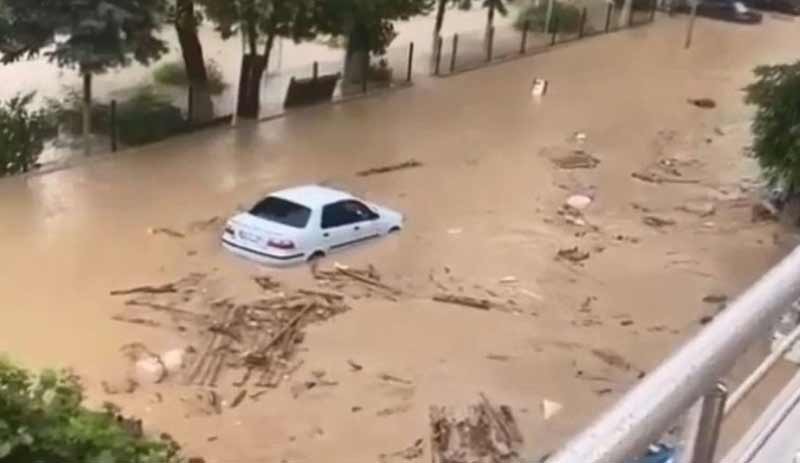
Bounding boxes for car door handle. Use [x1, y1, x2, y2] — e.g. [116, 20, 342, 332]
[354, 226, 360, 231]
[323, 232, 330, 238]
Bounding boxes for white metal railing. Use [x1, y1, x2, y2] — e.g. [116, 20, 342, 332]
[547, 246, 800, 463]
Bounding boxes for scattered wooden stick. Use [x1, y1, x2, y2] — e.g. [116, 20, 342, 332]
[378, 373, 413, 385]
[230, 389, 248, 409]
[110, 283, 178, 296]
[356, 159, 422, 177]
[111, 315, 160, 327]
[256, 303, 316, 356]
[208, 348, 228, 387]
[208, 324, 242, 343]
[298, 288, 345, 301]
[124, 300, 206, 319]
[150, 227, 185, 238]
[253, 276, 280, 291]
[348, 359, 363, 372]
[186, 305, 235, 385]
[479, 392, 516, 446]
[336, 268, 402, 295]
[631, 171, 700, 185]
[432, 293, 492, 310]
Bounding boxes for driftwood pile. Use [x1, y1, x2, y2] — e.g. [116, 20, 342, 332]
[430, 394, 524, 463]
[110, 272, 351, 393]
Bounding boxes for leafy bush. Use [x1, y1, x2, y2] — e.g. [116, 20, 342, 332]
[0, 358, 183, 462]
[153, 60, 227, 95]
[745, 62, 800, 194]
[0, 93, 55, 176]
[514, 2, 583, 34]
[368, 59, 393, 83]
[49, 86, 186, 147]
[46, 89, 111, 136]
[114, 87, 186, 146]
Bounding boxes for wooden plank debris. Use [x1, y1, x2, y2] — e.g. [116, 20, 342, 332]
[110, 283, 178, 296]
[356, 159, 422, 177]
[433, 293, 492, 310]
[430, 395, 524, 463]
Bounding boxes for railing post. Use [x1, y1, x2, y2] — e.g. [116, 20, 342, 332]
[312, 61, 319, 80]
[434, 36, 443, 76]
[605, 2, 614, 32]
[486, 26, 495, 62]
[110, 99, 118, 153]
[685, 1, 698, 49]
[678, 383, 727, 463]
[628, 1, 635, 27]
[520, 20, 529, 54]
[579, 7, 587, 37]
[187, 85, 193, 125]
[450, 34, 459, 73]
[550, 16, 559, 45]
[361, 53, 368, 94]
[406, 42, 414, 83]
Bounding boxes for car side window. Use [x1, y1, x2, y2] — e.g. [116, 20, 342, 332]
[321, 201, 375, 229]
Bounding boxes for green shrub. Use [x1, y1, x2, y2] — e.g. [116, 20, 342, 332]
[46, 89, 111, 136]
[0, 358, 183, 462]
[514, 2, 583, 34]
[114, 87, 186, 146]
[48, 86, 186, 147]
[368, 59, 393, 83]
[153, 60, 227, 95]
[745, 62, 800, 194]
[0, 93, 56, 176]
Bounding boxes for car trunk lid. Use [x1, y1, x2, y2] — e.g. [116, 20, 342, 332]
[227, 213, 298, 250]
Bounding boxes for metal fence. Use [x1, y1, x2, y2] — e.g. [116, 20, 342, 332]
[431, 0, 656, 77]
[547, 246, 800, 463]
[258, 41, 415, 119]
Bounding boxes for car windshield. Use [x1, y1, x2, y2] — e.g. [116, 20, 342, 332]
[249, 196, 311, 229]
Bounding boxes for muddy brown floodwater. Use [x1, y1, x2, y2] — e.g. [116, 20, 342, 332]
[2, 14, 800, 463]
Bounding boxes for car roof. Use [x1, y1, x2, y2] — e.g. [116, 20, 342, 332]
[270, 185, 355, 208]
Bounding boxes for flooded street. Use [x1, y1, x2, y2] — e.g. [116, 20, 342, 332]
[2, 14, 800, 462]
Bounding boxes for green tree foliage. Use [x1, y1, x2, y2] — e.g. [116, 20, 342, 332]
[745, 62, 800, 193]
[198, 0, 318, 117]
[514, 1, 582, 33]
[0, 0, 167, 73]
[0, 358, 182, 462]
[458, 0, 515, 35]
[316, 0, 434, 54]
[0, 0, 168, 152]
[154, 60, 227, 95]
[0, 93, 55, 176]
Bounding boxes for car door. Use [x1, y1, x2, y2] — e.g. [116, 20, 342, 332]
[320, 200, 380, 251]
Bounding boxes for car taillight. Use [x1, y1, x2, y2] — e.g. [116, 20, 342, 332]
[267, 238, 295, 250]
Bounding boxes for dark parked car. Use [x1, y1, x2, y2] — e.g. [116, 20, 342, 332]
[677, 0, 764, 22]
[746, 0, 800, 14]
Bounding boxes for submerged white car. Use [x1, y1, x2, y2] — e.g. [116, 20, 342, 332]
[222, 185, 404, 266]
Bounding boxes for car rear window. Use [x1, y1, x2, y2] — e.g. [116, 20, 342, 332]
[249, 197, 311, 229]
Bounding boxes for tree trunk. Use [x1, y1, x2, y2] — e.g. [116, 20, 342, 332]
[82, 72, 92, 156]
[236, 54, 268, 119]
[619, 0, 634, 27]
[485, 1, 496, 53]
[175, 0, 214, 123]
[431, 0, 447, 70]
[344, 24, 370, 84]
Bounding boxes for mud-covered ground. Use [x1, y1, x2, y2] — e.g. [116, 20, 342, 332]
[2, 13, 800, 463]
